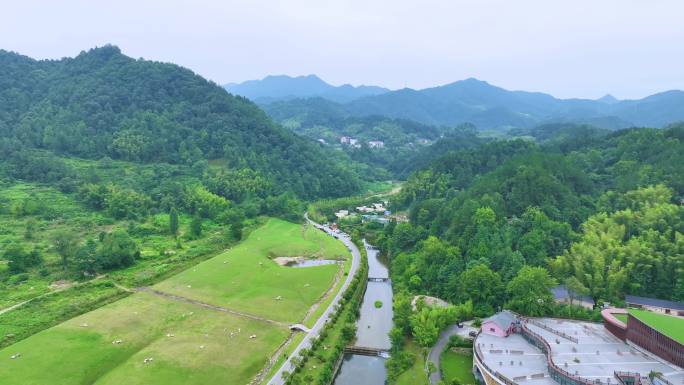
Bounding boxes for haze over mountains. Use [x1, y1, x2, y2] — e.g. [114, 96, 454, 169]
[227, 75, 684, 132]
[225, 74, 389, 104]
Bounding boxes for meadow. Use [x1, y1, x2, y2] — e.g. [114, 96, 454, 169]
[0, 218, 350, 384]
[155, 218, 348, 323]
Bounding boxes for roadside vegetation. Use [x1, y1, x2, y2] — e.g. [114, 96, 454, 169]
[283, 237, 368, 385]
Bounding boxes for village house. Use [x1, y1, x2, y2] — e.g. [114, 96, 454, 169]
[481, 310, 517, 337]
[368, 140, 384, 148]
[334, 209, 349, 219]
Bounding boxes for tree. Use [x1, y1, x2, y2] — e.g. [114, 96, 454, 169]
[4, 245, 42, 274]
[506, 266, 556, 316]
[169, 207, 179, 237]
[564, 277, 590, 307]
[24, 218, 37, 240]
[190, 215, 203, 238]
[410, 307, 440, 347]
[97, 230, 139, 270]
[458, 264, 503, 316]
[53, 230, 79, 270]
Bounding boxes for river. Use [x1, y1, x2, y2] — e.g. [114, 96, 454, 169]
[333, 241, 393, 385]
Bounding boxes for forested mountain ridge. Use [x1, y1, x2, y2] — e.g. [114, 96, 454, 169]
[254, 77, 684, 132]
[370, 123, 684, 316]
[0, 45, 361, 200]
[225, 74, 389, 103]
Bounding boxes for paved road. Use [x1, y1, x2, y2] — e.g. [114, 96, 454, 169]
[428, 322, 476, 385]
[266, 215, 362, 385]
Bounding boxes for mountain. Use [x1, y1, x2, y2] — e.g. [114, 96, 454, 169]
[225, 74, 389, 103]
[0, 45, 361, 199]
[256, 77, 684, 132]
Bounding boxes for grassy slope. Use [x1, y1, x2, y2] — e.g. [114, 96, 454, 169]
[441, 351, 477, 385]
[0, 218, 350, 384]
[614, 313, 628, 324]
[629, 309, 684, 344]
[155, 218, 348, 323]
[0, 181, 234, 310]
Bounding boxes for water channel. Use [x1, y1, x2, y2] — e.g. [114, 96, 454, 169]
[333, 241, 393, 385]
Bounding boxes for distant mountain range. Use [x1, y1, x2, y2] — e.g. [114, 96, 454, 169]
[228, 76, 684, 131]
[224, 74, 389, 104]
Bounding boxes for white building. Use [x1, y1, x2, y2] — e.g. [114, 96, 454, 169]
[368, 140, 385, 148]
[334, 210, 349, 219]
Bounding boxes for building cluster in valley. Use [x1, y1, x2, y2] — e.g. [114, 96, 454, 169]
[472, 297, 684, 385]
[339, 136, 384, 149]
[334, 200, 407, 225]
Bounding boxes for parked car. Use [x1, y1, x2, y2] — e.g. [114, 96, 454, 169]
[469, 331, 478, 338]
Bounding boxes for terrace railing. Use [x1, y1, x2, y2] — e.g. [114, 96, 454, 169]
[526, 318, 579, 343]
[614, 371, 644, 385]
[520, 322, 606, 385]
[474, 342, 519, 385]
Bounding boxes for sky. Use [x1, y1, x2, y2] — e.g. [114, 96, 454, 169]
[1, 0, 683, 99]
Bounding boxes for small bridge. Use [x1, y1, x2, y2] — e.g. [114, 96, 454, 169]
[289, 324, 311, 333]
[368, 277, 390, 282]
[344, 346, 390, 357]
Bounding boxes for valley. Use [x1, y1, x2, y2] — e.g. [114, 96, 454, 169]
[2, 8, 684, 384]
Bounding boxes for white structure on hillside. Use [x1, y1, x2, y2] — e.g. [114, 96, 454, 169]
[368, 140, 385, 148]
[335, 210, 349, 219]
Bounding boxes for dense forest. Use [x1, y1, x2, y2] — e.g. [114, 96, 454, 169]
[365, 123, 684, 317]
[0, 45, 363, 200]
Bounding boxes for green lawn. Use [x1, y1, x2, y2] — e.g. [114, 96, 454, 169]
[628, 309, 684, 344]
[441, 351, 477, 385]
[395, 339, 429, 385]
[613, 313, 628, 324]
[0, 218, 351, 385]
[155, 218, 348, 323]
[0, 292, 289, 385]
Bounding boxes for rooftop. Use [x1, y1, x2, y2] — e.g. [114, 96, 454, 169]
[625, 295, 684, 311]
[484, 310, 517, 330]
[476, 318, 684, 385]
[552, 285, 595, 305]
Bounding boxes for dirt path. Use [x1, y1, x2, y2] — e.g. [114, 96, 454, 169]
[134, 287, 288, 327]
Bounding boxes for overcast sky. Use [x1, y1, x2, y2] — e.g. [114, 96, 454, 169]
[2, 0, 682, 99]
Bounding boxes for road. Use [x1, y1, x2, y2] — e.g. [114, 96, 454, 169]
[428, 322, 476, 385]
[266, 215, 362, 385]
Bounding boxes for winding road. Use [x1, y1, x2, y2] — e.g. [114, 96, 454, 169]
[427, 322, 476, 385]
[266, 215, 362, 385]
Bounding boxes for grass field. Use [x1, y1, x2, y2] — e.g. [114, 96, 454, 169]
[441, 351, 477, 385]
[0, 292, 289, 385]
[613, 313, 628, 324]
[155, 218, 348, 323]
[628, 309, 684, 344]
[395, 339, 429, 385]
[0, 218, 350, 384]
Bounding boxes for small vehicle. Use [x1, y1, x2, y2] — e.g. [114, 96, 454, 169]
[469, 331, 477, 337]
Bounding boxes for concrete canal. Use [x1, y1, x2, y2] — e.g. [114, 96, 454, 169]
[333, 241, 393, 385]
